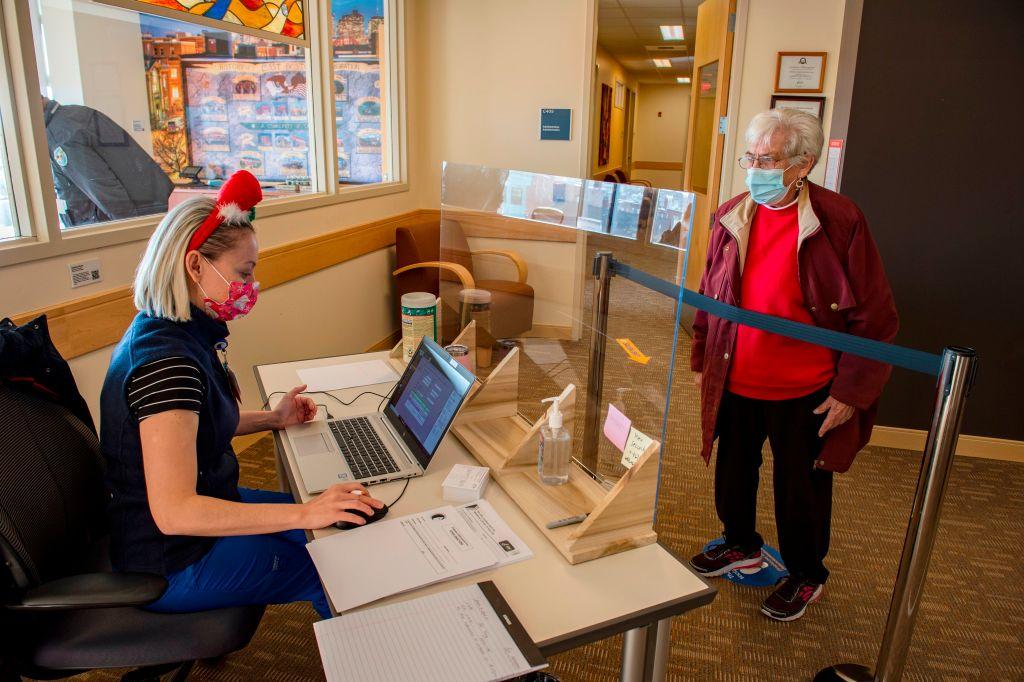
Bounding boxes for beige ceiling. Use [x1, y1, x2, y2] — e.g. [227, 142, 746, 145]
[597, 0, 697, 84]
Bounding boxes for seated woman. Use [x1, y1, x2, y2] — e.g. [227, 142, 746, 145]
[100, 170, 383, 619]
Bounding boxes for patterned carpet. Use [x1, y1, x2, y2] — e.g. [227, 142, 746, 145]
[60, 233, 1023, 681]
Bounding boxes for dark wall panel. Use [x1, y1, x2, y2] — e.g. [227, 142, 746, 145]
[841, 0, 1024, 438]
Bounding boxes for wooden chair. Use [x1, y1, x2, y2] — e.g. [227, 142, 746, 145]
[393, 219, 535, 341]
[529, 206, 565, 224]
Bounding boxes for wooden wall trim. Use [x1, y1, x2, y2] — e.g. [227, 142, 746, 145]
[12, 208, 441, 361]
[632, 161, 684, 171]
[870, 426, 1024, 463]
[445, 207, 577, 243]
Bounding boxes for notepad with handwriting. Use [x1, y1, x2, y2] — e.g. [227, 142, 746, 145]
[313, 581, 546, 682]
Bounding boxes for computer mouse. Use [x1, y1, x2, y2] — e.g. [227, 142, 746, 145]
[333, 502, 389, 530]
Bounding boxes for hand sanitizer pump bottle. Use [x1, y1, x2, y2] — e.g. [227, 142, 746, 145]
[538, 385, 573, 485]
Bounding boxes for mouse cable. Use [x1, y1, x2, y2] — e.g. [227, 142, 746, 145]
[261, 388, 390, 412]
[385, 477, 409, 503]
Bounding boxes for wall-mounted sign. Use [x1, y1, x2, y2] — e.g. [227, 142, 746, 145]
[823, 138, 844, 191]
[775, 52, 827, 93]
[540, 108, 572, 141]
[770, 94, 826, 120]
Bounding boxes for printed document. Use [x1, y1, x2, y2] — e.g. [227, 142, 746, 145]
[307, 505, 498, 612]
[314, 582, 547, 682]
[455, 500, 533, 568]
[296, 359, 399, 392]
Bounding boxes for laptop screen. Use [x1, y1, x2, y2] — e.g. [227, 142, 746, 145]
[384, 337, 475, 470]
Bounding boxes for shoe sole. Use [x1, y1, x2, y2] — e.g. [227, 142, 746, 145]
[689, 554, 763, 577]
[760, 585, 823, 622]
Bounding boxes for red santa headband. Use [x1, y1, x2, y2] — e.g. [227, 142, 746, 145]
[185, 170, 263, 259]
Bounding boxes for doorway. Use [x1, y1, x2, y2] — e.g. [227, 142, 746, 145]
[590, 1, 696, 185]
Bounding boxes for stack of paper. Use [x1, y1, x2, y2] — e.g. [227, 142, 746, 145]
[306, 501, 532, 613]
[314, 582, 547, 682]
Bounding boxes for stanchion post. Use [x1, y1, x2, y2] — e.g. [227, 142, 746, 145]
[816, 346, 978, 682]
[581, 251, 614, 477]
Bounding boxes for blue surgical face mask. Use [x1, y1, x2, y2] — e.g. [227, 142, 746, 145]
[745, 166, 795, 205]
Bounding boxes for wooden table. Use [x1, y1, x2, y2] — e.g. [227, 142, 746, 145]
[255, 350, 716, 682]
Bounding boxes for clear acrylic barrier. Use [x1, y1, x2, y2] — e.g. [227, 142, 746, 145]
[437, 162, 694, 506]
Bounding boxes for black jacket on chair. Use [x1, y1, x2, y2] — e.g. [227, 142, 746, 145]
[0, 314, 94, 434]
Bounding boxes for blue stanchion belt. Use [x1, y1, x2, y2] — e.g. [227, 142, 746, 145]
[612, 262, 942, 377]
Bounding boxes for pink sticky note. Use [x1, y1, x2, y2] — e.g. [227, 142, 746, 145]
[603, 404, 631, 452]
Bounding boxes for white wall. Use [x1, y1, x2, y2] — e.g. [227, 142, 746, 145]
[631, 83, 690, 190]
[411, 0, 594, 205]
[725, 0, 846, 198]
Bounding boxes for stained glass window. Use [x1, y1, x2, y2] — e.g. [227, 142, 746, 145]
[102, 0, 306, 42]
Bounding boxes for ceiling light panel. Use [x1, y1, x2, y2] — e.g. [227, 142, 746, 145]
[660, 25, 685, 40]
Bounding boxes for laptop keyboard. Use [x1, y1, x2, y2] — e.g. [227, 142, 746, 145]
[328, 417, 401, 480]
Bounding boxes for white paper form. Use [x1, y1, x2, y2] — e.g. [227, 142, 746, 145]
[456, 500, 534, 568]
[306, 505, 498, 613]
[296, 359, 399, 392]
[314, 583, 547, 682]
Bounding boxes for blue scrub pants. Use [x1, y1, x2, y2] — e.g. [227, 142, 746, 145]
[146, 488, 332, 619]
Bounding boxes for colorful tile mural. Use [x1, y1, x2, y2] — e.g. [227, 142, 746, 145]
[133, 0, 305, 40]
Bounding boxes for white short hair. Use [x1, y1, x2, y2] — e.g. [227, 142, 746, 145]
[744, 109, 824, 169]
[133, 197, 253, 322]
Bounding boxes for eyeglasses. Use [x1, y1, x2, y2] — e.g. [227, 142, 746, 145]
[738, 153, 802, 169]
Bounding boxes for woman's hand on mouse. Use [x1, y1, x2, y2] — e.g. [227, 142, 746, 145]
[299, 483, 385, 529]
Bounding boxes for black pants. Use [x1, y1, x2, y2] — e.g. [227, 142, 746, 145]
[714, 385, 833, 584]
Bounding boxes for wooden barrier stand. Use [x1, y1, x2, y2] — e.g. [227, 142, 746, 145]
[451, 346, 660, 564]
[390, 323, 660, 564]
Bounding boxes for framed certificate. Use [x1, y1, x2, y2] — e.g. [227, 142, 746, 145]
[775, 52, 827, 93]
[770, 95, 826, 120]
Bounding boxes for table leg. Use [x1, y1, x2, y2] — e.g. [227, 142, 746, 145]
[642, 618, 672, 681]
[620, 617, 673, 682]
[619, 626, 648, 682]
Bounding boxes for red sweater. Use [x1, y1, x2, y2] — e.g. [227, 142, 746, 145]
[727, 202, 836, 400]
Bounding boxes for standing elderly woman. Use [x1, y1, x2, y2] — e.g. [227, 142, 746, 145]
[688, 109, 898, 622]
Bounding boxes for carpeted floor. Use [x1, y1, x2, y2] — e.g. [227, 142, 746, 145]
[62, 232, 1023, 681]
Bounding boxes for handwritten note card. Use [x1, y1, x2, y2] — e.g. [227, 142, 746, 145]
[621, 426, 655, 468]
[603, 404, 631, 452]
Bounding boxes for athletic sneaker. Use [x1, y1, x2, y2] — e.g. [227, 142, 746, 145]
[689, 543, 763, 577]
[760, 577, 823, 622]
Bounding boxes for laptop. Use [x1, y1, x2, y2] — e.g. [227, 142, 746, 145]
[286, 337, 476, 494]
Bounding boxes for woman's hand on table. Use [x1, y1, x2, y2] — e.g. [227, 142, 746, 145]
[272, 384, 318, 429]
[300, 483, 386, 530]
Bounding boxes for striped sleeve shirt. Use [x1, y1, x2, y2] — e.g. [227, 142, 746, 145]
[127, 356, 205, 421]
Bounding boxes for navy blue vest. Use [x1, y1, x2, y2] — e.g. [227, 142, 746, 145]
[100, 305, 241, 575]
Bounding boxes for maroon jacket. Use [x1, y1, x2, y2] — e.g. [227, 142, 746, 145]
[691, 182, 898, 473]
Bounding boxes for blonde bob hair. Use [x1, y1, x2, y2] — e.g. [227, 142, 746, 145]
[133, 196, 255, 322]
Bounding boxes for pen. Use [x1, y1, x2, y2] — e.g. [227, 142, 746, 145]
[545, 513, 589, 529]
